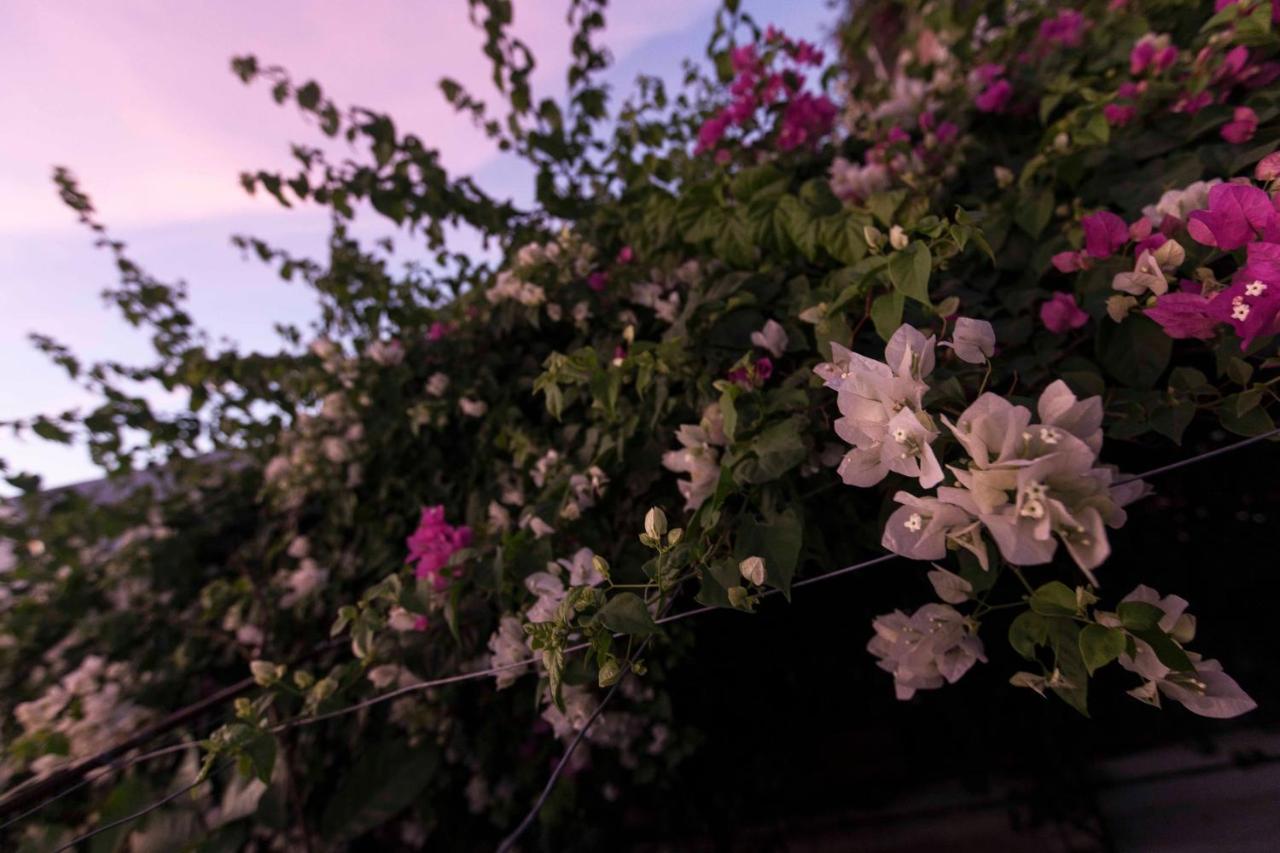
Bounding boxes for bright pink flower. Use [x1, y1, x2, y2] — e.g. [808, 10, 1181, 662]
[777, 92, 837, 151]
[616, 245, 634, 264]
[1052, 250, 1088, 273]
[695, 113, 730, 154]
[406, 505, 472, 591]
[613, 344, 627, 362]
[427, 321, 451, 342]
[1209, 262, 1280, 347]
[1187, 183, 1280, 250]
[1038, 10, 1088, 49]
[413, 615, 430, 631]
[1082, 210, 1129, 258]
[755, 357, 774, 382]
[1146, 292, 1219, 339]
[730, 44, 759, 75]
[886, 126, 911, 144]
[1221, 106, 1259, 144]
[1255, 151, 1280, 181]
[587, 271, 609, 292]
[935, 121, 959, 145]
[1104, 103, 1137, 127]
[975, 63, 1005, 85]
[1172, 91, 1213, 114]
[1130, 34, 1178, 76]
[1040, 292, 1090, 333]
[975, 79, 1013, 113]
[791, 39, 824, 66]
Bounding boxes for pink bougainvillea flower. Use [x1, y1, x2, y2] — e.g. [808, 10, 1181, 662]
[616, 245, 634, 264]
[1187, 183, 1280, 250]
[406, 505, 472, 591]
[1255, 151, 1280, 181]
[587, 271, 609, 292]
[1130, 33, 1177, 76]
[1038, 10, 1088, 49]
[777, 92, 837, 150]
[1040, 292, 1090, 333]
[1104, 103, 1137, 127]
[695, 113, 730, 154]
[427, 321, 452, 342]
[1221, 106, 1259, 144]
[1171, 90, 1213, 114]
[1052, 250, 1088, 273]
[1145, 291, 1219, 339]
[975, 79, 1013, 113]
[1209, 241, 1280, 346]
[1082, 210, 1129, 258]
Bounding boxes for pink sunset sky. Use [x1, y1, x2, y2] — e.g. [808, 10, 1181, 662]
[0, 1, 830, 489]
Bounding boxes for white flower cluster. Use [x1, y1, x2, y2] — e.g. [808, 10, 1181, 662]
[817, 323, 1142, 581]
[867, 603, 985, 700]
[661, 403, 728, 512]
[13, 655, 152, 777]
[1099, 585, 1256, 718]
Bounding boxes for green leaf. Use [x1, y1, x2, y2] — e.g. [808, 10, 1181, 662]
[1008, 610, 1050, 659]
[597, 592, 660, 636]
[1014, 187, 1054, 237]
[887, 242, 932, 304]
[1029, 581, 1079, 617]
[1096, 315, 1172, 388]
[1131, 628, 1196, 673]
[733, 508, 803, 599]
[1116, 600, 1165, 631]
[1218, 397, 1275, 436]
[776, 195, 818, 261]
[869, 290, 905, 341]
[1047, 619, 1090, 716]
[320, 740, 438, 841]
[1078, 624, 1127, 675]
[735, 418, 806, 484]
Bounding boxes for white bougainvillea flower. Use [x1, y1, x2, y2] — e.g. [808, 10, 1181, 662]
[867, 603, 986, 700]
[882, 490, 990, 570]
[487, 614, 533, 689]
[1098, 585, 1257, 718]
[1037, 380, 1104, 453]
[941, 317, 996, 364]
[523, 571, 566, 624]
[750, 319, 789, 358]
[927, 565, 973, 604]
[1112, 250, 1168, 297]
[882, 407, 944, 487]
[817, 324, 940, 490]
[662, 404, 727, 511]
[934, 383, 1139, 579]
[459, 397, 489, 417]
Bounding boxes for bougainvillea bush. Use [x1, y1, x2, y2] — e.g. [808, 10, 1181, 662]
[3, 0, 1280, 848]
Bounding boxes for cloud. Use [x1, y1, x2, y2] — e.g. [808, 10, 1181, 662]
[0, 0, 715, 232]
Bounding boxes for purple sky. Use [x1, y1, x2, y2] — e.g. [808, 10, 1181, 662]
[0, 1, 831, 489]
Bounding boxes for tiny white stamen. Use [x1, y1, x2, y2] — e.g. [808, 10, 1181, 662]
[1246, 280, 1267, 297]
[1039, 427, 1059, 444]
[1232, 302, 1251, 321]
[893, 428, 909, 443]
[904, 513, 923, 532]
[1020, 499, 1045, 520]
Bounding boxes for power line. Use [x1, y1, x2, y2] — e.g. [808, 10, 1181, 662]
[6, 425, 1276, 842]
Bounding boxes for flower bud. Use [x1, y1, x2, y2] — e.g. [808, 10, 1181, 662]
[739, 556, 767, 586]
[250, 660, 283, 687]
[598, 659, 622, 687]
[889, 225, 909, 250]
[667, 527, 684, 546]
[993, 165, 1015, 188]
[592, 553, 611, 581]
[644, 507, 668, 539]
[727, 586, 751, 609]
